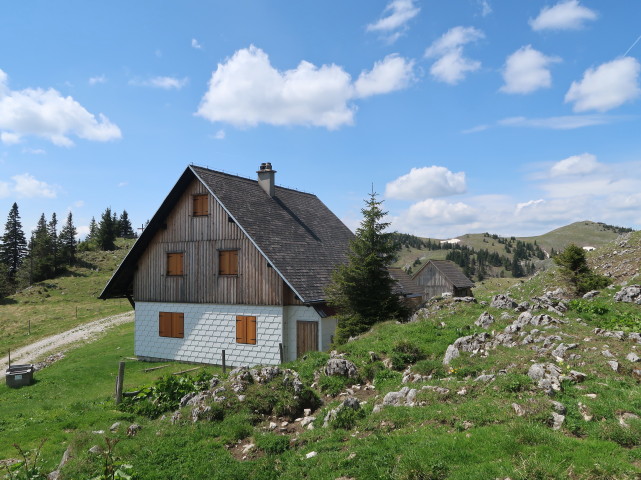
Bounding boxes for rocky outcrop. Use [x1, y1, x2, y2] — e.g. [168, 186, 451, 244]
[475, 312, 494, 329]
[324, 357, 359, 378]
[323, 397, 361, 427]
[614, 285, 641, 304]
[491, 294, 517, 309]
[527, 363, 586, 395]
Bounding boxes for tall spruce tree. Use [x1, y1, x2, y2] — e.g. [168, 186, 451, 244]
[48, 212, 59, 273]
[29, 213, 55, 282]
[0, 202, 28, 279]
[97, 207, 117, 250]
[118, 210, 135, 238]
[326, 191, 409, 343]
[59, 211, 77, 265]
[87, 217, 98, 241]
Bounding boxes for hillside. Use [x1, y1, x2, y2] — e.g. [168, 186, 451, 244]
[0, 238, 134, 355]
[393, 220, 634, 281]
[2, 232, 641, 479]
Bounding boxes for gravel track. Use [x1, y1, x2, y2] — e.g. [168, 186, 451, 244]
[0, 311, 134, 371]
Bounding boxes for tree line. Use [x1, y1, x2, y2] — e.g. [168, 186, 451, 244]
[0, 203, 135, 299]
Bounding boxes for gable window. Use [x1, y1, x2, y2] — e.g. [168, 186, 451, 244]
[219, 250, 238, 275]
[236, 315, 256, 344]
[167, 252, 184, 276]
[159, 312, 184, 338]
[193, 194, 208, 216]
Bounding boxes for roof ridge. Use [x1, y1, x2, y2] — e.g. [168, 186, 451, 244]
[190, 164, 316, 196]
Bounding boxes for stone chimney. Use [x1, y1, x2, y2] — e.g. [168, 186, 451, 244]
[257, 162, 276, 197]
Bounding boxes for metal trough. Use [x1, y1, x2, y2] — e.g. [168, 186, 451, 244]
[5, 364, 35, 388]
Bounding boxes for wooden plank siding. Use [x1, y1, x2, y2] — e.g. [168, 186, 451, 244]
[414, 263, 454, 300]
[134, 179, 286, 305]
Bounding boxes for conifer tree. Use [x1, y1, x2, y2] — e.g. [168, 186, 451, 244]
[59, 211, 77, 265]
[97, 207, 117, 250]
[48, 212, 59, 273]
[87, 217, 98, 241]
[326, 191, 409, 343]
[0, 202, 28, 279]
[29, 213, 55, 282]
[118, 210, 135, 238]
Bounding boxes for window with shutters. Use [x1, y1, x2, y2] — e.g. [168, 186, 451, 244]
[159, 312, 184, 338]
[193, 194, 208, 216]
[219, 250, 238, 276]
[167, 252, 184, 276]
[236, 315, 256, 344]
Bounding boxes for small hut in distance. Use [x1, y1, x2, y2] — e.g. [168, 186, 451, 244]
[412, 259, 475, 300]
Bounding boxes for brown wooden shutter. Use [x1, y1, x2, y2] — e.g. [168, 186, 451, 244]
[219, 250, 238, 275]
[159, 312, 172, 337]
[167, 253, 184, 276]
[236, 316, 246, 343]
[193, 194, 208, 216]
[247, 316, 256, 344]
[172, 313, 184, 338]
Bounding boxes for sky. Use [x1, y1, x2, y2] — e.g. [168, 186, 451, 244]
[1, 1, 640, 240]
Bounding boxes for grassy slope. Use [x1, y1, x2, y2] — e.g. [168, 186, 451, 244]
[0, 239, 134, 355]
[394, 220, 625, 274]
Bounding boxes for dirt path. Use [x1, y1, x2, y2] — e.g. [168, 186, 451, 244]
[0, 311, 134, 371]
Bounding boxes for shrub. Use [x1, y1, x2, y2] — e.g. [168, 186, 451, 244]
[327, 405, 366, 430]
[390, 340, 425, 370]
[495, 373, 532, 393]
[255, 433, 290, 455]
[318, 375, 350, 396]
[412, 359, 447, 378]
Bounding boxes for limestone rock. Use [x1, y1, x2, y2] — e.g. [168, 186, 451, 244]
[614, 285, 641, 304]
[491, 294, 517, 309]
[443, 344, 460, 365]
[626, 352, 640, 362]
[551, 413, 565, 430]
[475, 311, 495, 329]
[325, 358, 359, 378]
[582, 290, 601, 299]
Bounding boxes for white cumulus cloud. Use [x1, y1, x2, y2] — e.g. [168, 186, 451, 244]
[500, 45, 561, 94]
[11, 173, 57, 198]
[367, 0, 420, 43]
[565, 57, 641, 112]
[403, 198, 477, 225]
[385, 166, 466, 201]
[0, 68, 121, 147]
[196, 45, 413, 130]
[191, 38, 202, 49]
[549, 153, 601, 177]
[354, 55, 414, 98]
[425, 26, 484, 84]
[530, 0, 597, 31]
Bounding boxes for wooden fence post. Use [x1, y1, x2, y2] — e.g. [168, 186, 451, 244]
[222, 350, 226, 374]
[279, 343, 284, 364]
[115, 361, 125, 405]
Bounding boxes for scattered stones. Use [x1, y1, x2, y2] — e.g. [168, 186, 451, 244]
[602, 350, 616, 358]
[323, 397, 361, 427]
[475, 312, 495, 329]
[550, 401, 566, 414]
[551, 413, 565, 430]
[512, 403, 525, 416]
[88, 445, 103, 455]
[402, 367, 432, 384]
[242, 443, 255, 455]
[474, 374, 496, 383]
[528, 363, 562, 395]
[306, 451, 318, 459]
[551, 343, 578, 359]
[614, 285, 641, 304]
[325, 357, 359, 379]
[626, 352, 640, 362]
[109, 422, 121, 432]
[607, 361, 619, 372]
[127, 423, 142, 437]
[582, 290, 601, 299]
[578, 402, 593, 421]
[619, 412, 640, 428]
[491, 294, 517, 309]
[593, 328, 626, 340]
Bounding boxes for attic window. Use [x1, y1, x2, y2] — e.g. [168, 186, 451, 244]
[167, 252, 184, 276]
[193, 194, 209, 216]
[219, 250, 238, 276]
[236, 315, 256, 344]
[159, 312, 184, 338]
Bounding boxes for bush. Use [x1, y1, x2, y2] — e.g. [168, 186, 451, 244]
[255, 432, 290, 455]
[495, 373, 532, 393]
[327, 405, 366, 430]
[390, 340, 425, 370]
[318, 375, 350, 396]
[412, 359, 447, 378]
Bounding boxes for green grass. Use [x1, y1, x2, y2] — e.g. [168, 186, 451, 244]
[0, 239, 134, 355]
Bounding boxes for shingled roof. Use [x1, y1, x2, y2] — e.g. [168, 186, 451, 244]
[415, 260, 475, 288]
[100, 165, 354, 303]
[388, 268, 422, 297]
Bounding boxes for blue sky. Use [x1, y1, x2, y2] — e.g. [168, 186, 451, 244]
[1, 1, 640, 240]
